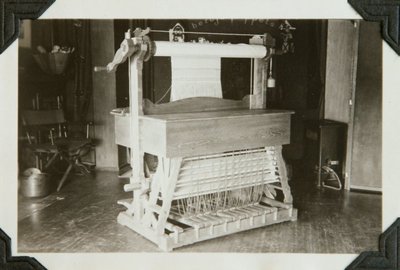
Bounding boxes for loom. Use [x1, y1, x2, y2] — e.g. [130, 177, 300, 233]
[96, 25, 297, 251]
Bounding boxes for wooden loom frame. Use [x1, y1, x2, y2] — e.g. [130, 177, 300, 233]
[102, 29, 297, 251]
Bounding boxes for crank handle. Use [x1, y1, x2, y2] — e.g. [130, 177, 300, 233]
[93, 66, 108, 72]
[93, 38, 137, 73]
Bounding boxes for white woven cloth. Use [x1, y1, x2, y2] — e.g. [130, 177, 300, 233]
[170, 56, 222, 101]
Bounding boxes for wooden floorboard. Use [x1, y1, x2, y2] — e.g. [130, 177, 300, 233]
[17, 170, 381, 253]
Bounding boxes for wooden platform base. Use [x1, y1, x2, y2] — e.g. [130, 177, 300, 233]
[118, 206, 297, 251]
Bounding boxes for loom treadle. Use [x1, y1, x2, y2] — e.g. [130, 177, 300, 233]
[117, 206, 297, 251]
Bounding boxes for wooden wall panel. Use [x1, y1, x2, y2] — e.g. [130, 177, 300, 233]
[90, 20, 118, 169]
[324, 20, 359, 123]
[324, 20, 360, 189]
[350, 21, 382, 190]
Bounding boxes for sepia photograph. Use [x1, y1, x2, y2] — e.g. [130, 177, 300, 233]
[1, 1, 399, 269]
[16, 18, 381, 253]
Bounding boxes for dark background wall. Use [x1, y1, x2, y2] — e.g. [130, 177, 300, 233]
[113, 20, 325, 107]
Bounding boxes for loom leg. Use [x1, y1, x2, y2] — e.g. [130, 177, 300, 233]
[155, 158, 182, 235]
[275, 145, 293, 204]
[142, 157, 182, 236]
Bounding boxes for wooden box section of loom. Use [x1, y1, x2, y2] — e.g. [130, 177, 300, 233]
[113, 107, 293, 157]
[141, 109, 292, 158]
[112, 108, 131, 148]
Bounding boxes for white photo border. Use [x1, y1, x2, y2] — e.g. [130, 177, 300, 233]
[1, 0, 398, 269]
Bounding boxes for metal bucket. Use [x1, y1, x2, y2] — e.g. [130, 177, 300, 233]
[20, 168, 51, 198]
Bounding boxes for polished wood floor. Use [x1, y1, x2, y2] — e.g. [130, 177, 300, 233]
[18, 170, 381, 253]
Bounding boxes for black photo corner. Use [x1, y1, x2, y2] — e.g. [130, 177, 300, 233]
[0, 0, 398, 269]
[0, 228, 46, 270]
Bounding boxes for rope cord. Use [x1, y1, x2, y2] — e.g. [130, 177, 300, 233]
[155, 86, 171, 104]
[321, 166, 342, 191]
[149, 29, 265, 37]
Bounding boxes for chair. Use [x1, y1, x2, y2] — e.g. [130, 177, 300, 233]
[21, 109, 94, 192]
